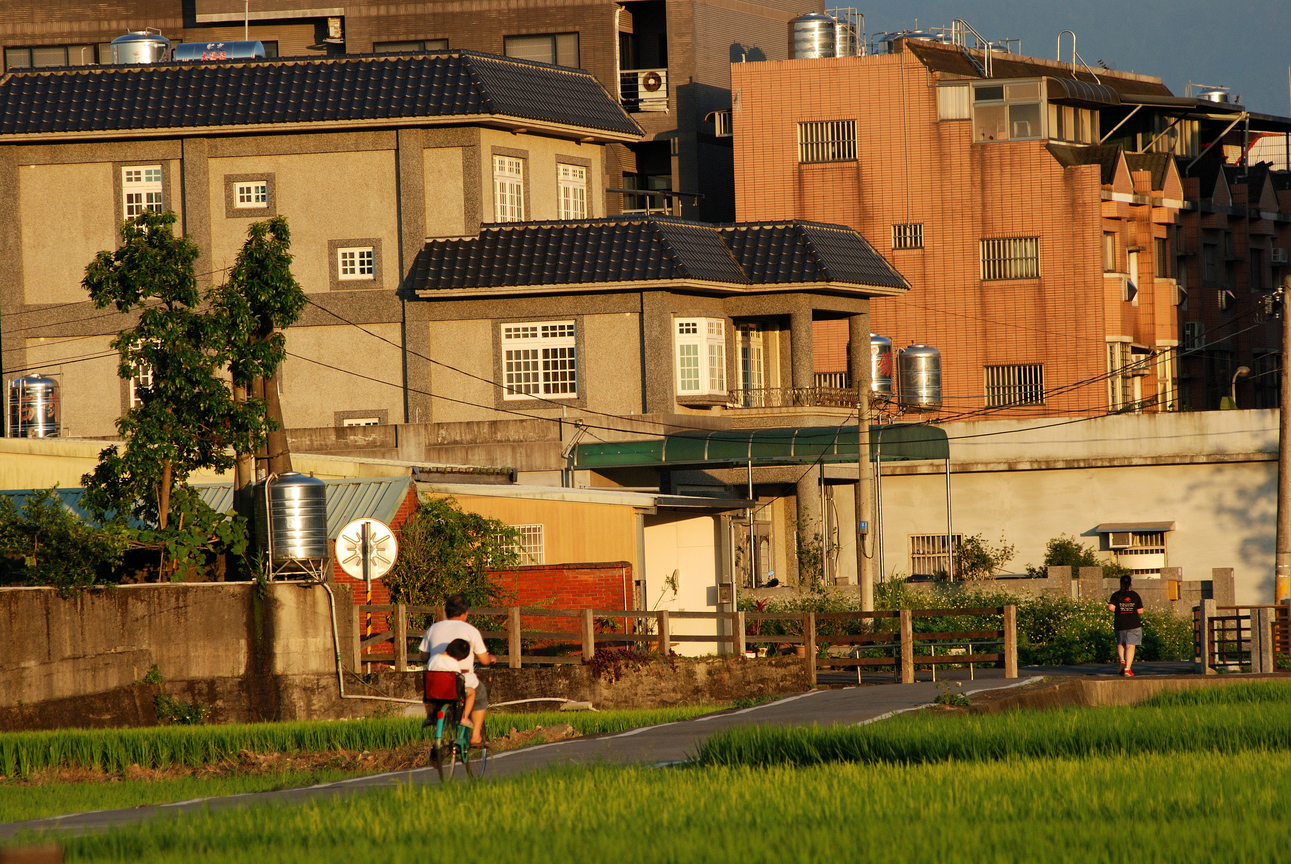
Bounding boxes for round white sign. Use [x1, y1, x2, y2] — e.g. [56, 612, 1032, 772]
[337, 517, 398, 581]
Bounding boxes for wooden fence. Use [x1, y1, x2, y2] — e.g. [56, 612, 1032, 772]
[1194, 602, 1290, 671]
[353, 604, 1018, 686]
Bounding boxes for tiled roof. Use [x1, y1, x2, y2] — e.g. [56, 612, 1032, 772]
[1125, 153, 1171, 191]
[411, 217, 910, 293]
[0, 51, 641, 138]
[905, 41, 1174, 98]
[1047, 143, 1123, 185]
[1186, 157, 1226, 198]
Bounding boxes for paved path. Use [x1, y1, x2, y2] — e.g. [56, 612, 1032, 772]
[0, 676, 1041, 840]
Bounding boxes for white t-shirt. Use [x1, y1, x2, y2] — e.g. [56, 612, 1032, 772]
[426, 651, 479, 690]
[419, 619, 488, 672]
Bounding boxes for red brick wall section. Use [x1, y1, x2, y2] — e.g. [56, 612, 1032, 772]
[493, 562, 634, 634]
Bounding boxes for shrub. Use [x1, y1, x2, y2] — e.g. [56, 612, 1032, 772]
[0, 487, 128, 596]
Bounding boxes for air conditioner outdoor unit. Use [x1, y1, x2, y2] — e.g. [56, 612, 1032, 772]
[1272, 247, 1289, 266]
[1108, 532, 1133, 550]
[636, 69, 668, 111]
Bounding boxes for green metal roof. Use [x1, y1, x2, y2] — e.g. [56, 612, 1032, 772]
[571, 424, 949, 469]
[195, 476, 414, 537]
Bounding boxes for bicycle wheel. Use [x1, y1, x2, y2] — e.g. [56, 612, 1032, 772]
[430, 708, 459, 783]
[463, 742, 488, 779]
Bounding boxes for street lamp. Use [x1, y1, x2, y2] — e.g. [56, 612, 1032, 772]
[1231, 365, 1251, 408]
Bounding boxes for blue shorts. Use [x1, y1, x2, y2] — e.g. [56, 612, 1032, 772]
[1116, 627, 1142, 647]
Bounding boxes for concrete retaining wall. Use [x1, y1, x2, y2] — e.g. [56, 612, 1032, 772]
[972, 672, 1291, 714]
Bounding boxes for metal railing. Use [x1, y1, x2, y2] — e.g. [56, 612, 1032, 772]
[726, 386, 859, 409]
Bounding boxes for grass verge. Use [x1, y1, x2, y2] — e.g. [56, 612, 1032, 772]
[14, 752, 1291, 863]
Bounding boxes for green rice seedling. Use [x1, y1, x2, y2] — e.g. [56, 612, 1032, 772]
[696, 699, 1291, 767]
[1145, 679, 1291, 707]
[21, 751, 1291, 863]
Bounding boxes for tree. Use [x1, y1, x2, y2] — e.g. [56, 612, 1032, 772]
[1025, 534, 1130, 578]
[384, 496, 520, 607]
[954, 533, 1016, 580]
[0, 488, 128, 596]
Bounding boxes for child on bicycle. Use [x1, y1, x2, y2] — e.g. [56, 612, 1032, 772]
[425, 637, 478, 729]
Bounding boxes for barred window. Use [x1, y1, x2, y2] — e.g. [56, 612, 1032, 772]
[910, 534, 962, 578]
[502, 321, 577, 399]
[498, 524, 544, 565]
[1107, 341, 1135, 410]
[980, 237, 1040, 280]
[984, 364, 1044, 407]
[798, 120, 857, 164]
[892, 223, 924, 250]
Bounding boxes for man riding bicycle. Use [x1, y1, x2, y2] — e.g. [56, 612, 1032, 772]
[419, 593, 494, 745]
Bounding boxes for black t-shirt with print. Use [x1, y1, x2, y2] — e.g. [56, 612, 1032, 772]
[1110, 590, 1143, 631]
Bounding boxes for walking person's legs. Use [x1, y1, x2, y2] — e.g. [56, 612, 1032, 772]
[1123, 643, 1137, 674]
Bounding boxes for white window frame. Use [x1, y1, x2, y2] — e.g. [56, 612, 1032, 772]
[234, 180, 268, 209]
[122, 165, 163, 219]
[507, 523, 544, 565]
[797, 120, 857, 164]
[558, 163, 588, 220]
[128, 362, 153, 408]
[501, 321, 578, 400]
[675, 317, 726, 396]
[984, 364, 1045, 407]
[493, 156, 525, 223]
[341, 417, 381, 427]
[337, 246, 375, 281]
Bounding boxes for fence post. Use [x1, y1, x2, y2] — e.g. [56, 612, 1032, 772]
[508, 607, 522, 669]
[900, 608, 914, 684]
[1002, 605, 1017, 679]
[581, 608, 596, 661]
[804, 612, 817, 686]
[393, 603, 408, 672]
[1198, 599, 1216, 674]
[347, 603, 362, 672]
[735, 611, 747, 657]
[657, 609, 671, 656]
[434, 605, 446, 623]
[1256, 607, 1275, 673]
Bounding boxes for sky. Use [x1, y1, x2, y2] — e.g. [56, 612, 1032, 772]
[854, 0, 1291, 116]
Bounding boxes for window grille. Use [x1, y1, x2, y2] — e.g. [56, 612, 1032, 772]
[502, 321, 577, 399]
[910, 534, 961, 578]
[984, 364, 1044, 407]
[797, 120, 857, 163]
[504, 524, 544, 565]
[891, 223, 924, 250]
[1107, 342, 1134, 410]
[979, 237, 1040, 280]
[1114, 532, 1166, 575]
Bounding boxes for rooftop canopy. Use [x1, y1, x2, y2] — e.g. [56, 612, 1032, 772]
[0, 50, 643, 141]
[412, 217, 911, 296]
[571, 424, 949, 470]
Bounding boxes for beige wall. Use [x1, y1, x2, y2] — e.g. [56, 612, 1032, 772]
[424, 146, 467, 238]
[23, 335, 119, 438]
[280, 324, 404, 429]
[208, 150, 400, 293]
[18, 161, 118, 305]
[644, 513, 722, 655]
[478, 129, 604, 223]
[582, 312, 643, 414]
[427, 318, 495, 422]
[436, 493, 638, 566]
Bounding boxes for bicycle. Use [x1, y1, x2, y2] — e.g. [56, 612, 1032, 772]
[424, 670, 488, 782]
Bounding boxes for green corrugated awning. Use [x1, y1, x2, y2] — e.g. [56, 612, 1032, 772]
[572, 424, 948, 469]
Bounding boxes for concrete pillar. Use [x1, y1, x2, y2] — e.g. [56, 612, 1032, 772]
[1197, 599, 1216, 674]
[790, 309, 814, 390]
[1047, 565, 1074, 599]
[1211, 568, 1236, 607]
[795, 470, 823, 585]
[849, 312, 873, 611]
[1077, 566, 1105, 602]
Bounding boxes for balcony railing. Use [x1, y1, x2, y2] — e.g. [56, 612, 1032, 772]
[620, 68, 668, 112]
[727, 387, 859, 409]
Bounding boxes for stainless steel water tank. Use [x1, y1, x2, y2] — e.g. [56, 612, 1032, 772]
[173, 41, 266, 62]
[897, 344, 942, 411]
[254, 472, 329, 569]
[1195, 87, 1232, 104]
[8, 375, 60, 438]
[110, 31, 172, 64]
[870, 334, 893, 397]
[791, 13, 838, 59]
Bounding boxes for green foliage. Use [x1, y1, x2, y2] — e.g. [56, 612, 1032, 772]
[0, 488, 127, 596]
[383, 495, 519, 608]
[140, 664, 164, 686]
[1024, 534, 1132, 579]
[153, 695, 208, 726]
[794, 524, 835, 586]
[0, 708, 715, 780]
[698, 682, 1291, 767]
[954, 533, 1015, 580]
[36, 754, 1291, 864]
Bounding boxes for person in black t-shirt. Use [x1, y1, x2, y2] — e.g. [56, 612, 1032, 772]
[1108, 574, 1145, 677]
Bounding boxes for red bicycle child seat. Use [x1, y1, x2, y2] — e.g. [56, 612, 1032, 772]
[425, 669, 462, 702]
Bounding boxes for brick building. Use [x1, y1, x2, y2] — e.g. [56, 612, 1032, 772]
[730, 37, 1291, 417]
[0, 0, 805, 222]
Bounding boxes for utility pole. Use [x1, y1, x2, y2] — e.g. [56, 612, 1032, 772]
[1278, 276, 1291, 603]
[850, 314, 873, 612]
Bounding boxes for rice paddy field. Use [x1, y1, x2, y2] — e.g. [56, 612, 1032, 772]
[8, 682, 1291, 863]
